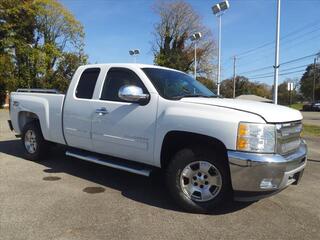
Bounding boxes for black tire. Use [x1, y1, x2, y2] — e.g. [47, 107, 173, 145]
[165, 146, 232, 213]
[21, 121, 49, 161]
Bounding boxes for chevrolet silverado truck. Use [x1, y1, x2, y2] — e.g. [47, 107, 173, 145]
[8, 64, 307, 213]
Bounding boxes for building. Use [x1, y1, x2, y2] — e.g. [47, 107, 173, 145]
[236, 94, 273, 103]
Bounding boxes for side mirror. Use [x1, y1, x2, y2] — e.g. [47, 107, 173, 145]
[118, 85, 149, 105]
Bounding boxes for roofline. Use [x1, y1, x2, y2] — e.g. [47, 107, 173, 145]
[78, 63, 184, 73]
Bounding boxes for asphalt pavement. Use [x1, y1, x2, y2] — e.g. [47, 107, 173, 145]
[302, 111, 320, 126]
[0, 109, 319, 240]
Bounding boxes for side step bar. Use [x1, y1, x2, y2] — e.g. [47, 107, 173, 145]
[65, 150, 152, 177]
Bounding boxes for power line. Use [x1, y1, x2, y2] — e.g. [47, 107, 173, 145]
[237, 52, 319, 76]
[224, 21, 320, 78]
[248, 69, 306, 80]
[236, 42, 273, 58]
[225, 19, 320, 83]
[238, 65, 273, 75]
[281, 53, 319, 66]
[233, 31, 320, 78]
[235, 18, 320, 58]
[280, 33, 320, 52]
[280, 69, 306, 75]
[280, 64, 309, 72]
[246, 64, 310, 78]
[237, 26, 320, 64]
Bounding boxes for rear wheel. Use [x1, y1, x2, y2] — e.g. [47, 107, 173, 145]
[21, 121, 48, 161]
[166, 146, 231, 213]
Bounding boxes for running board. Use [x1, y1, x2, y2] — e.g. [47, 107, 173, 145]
[65, 150, 152, 177]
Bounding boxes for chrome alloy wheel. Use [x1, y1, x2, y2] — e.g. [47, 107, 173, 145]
[24, 130, 37, 154]
[180, 161, 222, 202]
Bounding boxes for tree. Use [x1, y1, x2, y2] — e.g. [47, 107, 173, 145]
[0, 0, 87, 97]
[0, 0, 37, 92]
[197, 77, 216, 92]
[276, 79, 300, 105]
[50, 52, 87, 93]
[300, 63, 320, 101]
[0, 54, 15, 106]
[152, 1, 216, 78]
[220, 76, 271, 98]
[34, 0, 85, 85]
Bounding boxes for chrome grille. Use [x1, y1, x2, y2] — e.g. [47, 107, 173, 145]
[276, 121, 302, 155]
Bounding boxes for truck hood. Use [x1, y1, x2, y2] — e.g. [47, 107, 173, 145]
[180, 98, 302, 123]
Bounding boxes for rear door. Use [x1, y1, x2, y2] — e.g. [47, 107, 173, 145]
[63, 67, 101, 151]
[91, 67, 158, 165]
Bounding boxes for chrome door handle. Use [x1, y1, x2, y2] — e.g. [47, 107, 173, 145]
[95, 107, 108, 115]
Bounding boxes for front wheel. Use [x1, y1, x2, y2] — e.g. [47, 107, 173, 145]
[166, 147, 232, 213]
[21, 121, 48, 161]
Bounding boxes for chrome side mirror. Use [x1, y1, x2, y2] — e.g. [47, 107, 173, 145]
[118, 85, 149, 104]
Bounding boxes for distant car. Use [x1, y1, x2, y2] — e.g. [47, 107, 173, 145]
[303, 101, 320, 111]
[313, 101, 320, 111]
[302, 103, 313, 111]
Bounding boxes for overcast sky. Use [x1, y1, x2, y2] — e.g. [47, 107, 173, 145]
[61, 0, 320, 85]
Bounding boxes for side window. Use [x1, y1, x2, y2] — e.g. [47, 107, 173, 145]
[75, 68, 100, 99]
[100, 68, 148, 101]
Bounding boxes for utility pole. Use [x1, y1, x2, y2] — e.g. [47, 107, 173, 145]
[313, 57, 317, 102]
[287, 82, 293, 106]
[273, 0, 281, 104]
[233, 56, 236, 98]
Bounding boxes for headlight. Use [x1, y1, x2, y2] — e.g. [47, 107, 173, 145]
[237, 122, 276, 153]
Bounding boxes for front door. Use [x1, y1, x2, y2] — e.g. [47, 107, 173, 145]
[91, 67, 158, 165]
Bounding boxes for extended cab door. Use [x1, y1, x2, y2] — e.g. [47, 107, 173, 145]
[63, 67, 102, 151]
[91, 67, 158, 165]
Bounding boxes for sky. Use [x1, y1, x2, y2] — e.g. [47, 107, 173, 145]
[60, 0, 320, 86]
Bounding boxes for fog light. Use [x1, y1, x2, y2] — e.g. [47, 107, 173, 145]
[260, 179, 277, 189]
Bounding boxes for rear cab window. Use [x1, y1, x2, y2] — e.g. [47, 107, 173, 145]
[75, 68, 101, 99]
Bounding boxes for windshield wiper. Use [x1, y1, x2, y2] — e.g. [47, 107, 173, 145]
[171, 94, 217, 100]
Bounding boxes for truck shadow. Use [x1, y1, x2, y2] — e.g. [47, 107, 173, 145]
[0, 139, 253, 215]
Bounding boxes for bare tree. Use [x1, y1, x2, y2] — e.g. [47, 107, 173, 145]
[152, 0, 216, 78]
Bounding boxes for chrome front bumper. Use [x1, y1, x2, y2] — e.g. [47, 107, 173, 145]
[228, 141, 307, 201]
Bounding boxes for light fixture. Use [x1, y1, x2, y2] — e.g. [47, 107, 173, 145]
[129, 49, 140, 63]
[190, 32, 202, 79]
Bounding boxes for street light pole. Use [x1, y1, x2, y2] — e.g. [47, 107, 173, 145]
[217, 14, 222, 96]
[273, 0, 281, 104]
[190, 32, 202, 79]
[232, 55, 236, 98]
[212, 0, 229, 96]
[287, 82, 293, 106]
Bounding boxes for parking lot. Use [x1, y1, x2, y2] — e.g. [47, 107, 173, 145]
[302, 111, 320, 126]
[0, 109, 319, 240]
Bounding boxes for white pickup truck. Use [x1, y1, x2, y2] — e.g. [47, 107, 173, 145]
[8, 64, 307, 213]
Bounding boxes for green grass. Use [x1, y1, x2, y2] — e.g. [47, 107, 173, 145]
[290, 103, 303, 110]
[303, 124, 320, 137]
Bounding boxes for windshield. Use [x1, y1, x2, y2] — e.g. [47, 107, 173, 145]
[142, 68, 216, 100]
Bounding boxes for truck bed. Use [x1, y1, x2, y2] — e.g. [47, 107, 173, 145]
[9, 90, 66, 145]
